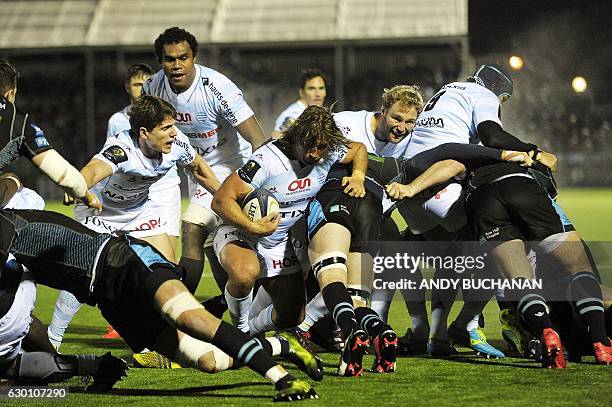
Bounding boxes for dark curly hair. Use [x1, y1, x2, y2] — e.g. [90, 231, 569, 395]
[154, 27, 198, 63]
[277, 105, 350, 154]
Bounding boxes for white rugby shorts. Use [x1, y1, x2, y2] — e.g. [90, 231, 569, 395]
[213, 224, 308, 279]
[74, 200, 166, 238]
[0, 273, 36, 364]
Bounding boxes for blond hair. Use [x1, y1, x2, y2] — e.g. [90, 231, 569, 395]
[381, 85, 424, 113]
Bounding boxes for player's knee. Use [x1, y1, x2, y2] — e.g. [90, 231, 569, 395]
[225, 258, 259, 290]
[160, 291, 205, 331]
[312, 251, 348, 288]
[174, 336, 231, 373]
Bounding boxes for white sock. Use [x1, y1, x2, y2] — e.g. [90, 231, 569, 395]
[249, 286, 273, 321]
[47, 290, 82, 350]
[248, 304, 277, 335]
[466, 314, 481, 332]
[371, 289, 395, 322]
[405, 301, 429, 340]
[298, 292, 328, 331]
[224, 286, 252, 333]
[430, 301, 453, 341]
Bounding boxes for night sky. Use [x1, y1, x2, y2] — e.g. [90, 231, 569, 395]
[468, 0, 612, 102]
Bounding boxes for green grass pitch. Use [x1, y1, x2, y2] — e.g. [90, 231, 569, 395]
[14, 189, 612, 406]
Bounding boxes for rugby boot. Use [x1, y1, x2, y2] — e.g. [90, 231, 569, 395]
[338, 329, 370, 377]
[273, 376, 318, 402]
[371, 326, 398, 373]
[541, 328, 567, 369]
[279, 331, 324, 381]
[593, 340, 612, 365]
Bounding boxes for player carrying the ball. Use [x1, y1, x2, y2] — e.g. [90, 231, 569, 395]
[211, 106, 367, 378]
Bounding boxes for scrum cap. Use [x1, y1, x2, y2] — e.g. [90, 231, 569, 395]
[471, 64, 513, 98]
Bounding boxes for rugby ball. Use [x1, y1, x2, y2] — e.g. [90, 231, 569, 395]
[241, 188, 279, 221]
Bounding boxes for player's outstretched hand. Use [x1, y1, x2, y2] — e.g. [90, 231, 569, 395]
[535, 150, 558, 172]
[386, 182, 415, 200]
[82, 190, 103, 211]
[342, 176, 366, 198]
[501, 150, 534, 167]
[250, 212, 280, 237]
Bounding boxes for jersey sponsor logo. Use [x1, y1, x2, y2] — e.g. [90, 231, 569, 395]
[202, 77, 209, 86]
[237, 160, 261, 183]
[208, 82, 238, 125]
[133, 217, 162, 231]
[288, 178, 311, 192]
[272, 255, 299, 269]
[102, 145, 128, 164]
[441, 84, 466, 91]
[416, 117, 445, 128]
[329, 204, 350, 215]
[193, 137, 227, 157]
[33, 135, 49, 148]
[84, 216, 117, 233]
[483, 227, 500, 241]
[176, 112, 192, 123]
[186, 127, 219, 138]
[280, 208, 305, 219]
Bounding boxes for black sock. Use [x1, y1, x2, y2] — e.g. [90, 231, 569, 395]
[322, 282, 357, 339]
[178, 257, 205, 294]
[212, 321, 278, 379]
[568, 271, 609, 345]
[507, 278, 552, 336]
[354, 307, 386, 338]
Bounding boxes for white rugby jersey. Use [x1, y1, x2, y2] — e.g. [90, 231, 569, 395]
[334, 110, 409, 158]
[105, 105, 180, 193]
[404, 82, 502, 159]
[106, 106, 130, 139]
[237, 141, 345, 248]
[89, 128, 195, 211]
[144, 64, 254, 168]
[273, 100, 306, 132]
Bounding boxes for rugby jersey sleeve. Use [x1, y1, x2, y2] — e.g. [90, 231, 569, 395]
[93, 137, 130, 174]
[210, 72, 255, 127]
[471, 88, 503, 128]
[236, 150, 270, 189]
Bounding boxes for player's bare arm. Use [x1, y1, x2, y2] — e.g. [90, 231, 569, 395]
[386, 159, 465, 200]
[339, 141, 367, 198]
[186, 154, 222, 195]
[235, 115, 268, 150]
[211, 173, 279, 237]
[31, 150, 102, 210]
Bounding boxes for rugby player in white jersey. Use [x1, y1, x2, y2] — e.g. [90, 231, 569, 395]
[271, 68, 327, 139]
[297, 86, 428, 355]
[106, 63, 183, 252]
[211, 107, 366, 350]
[386, 64, 520, 358]
[145, 27, 268, 296]
[47, 96, 221, 352]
